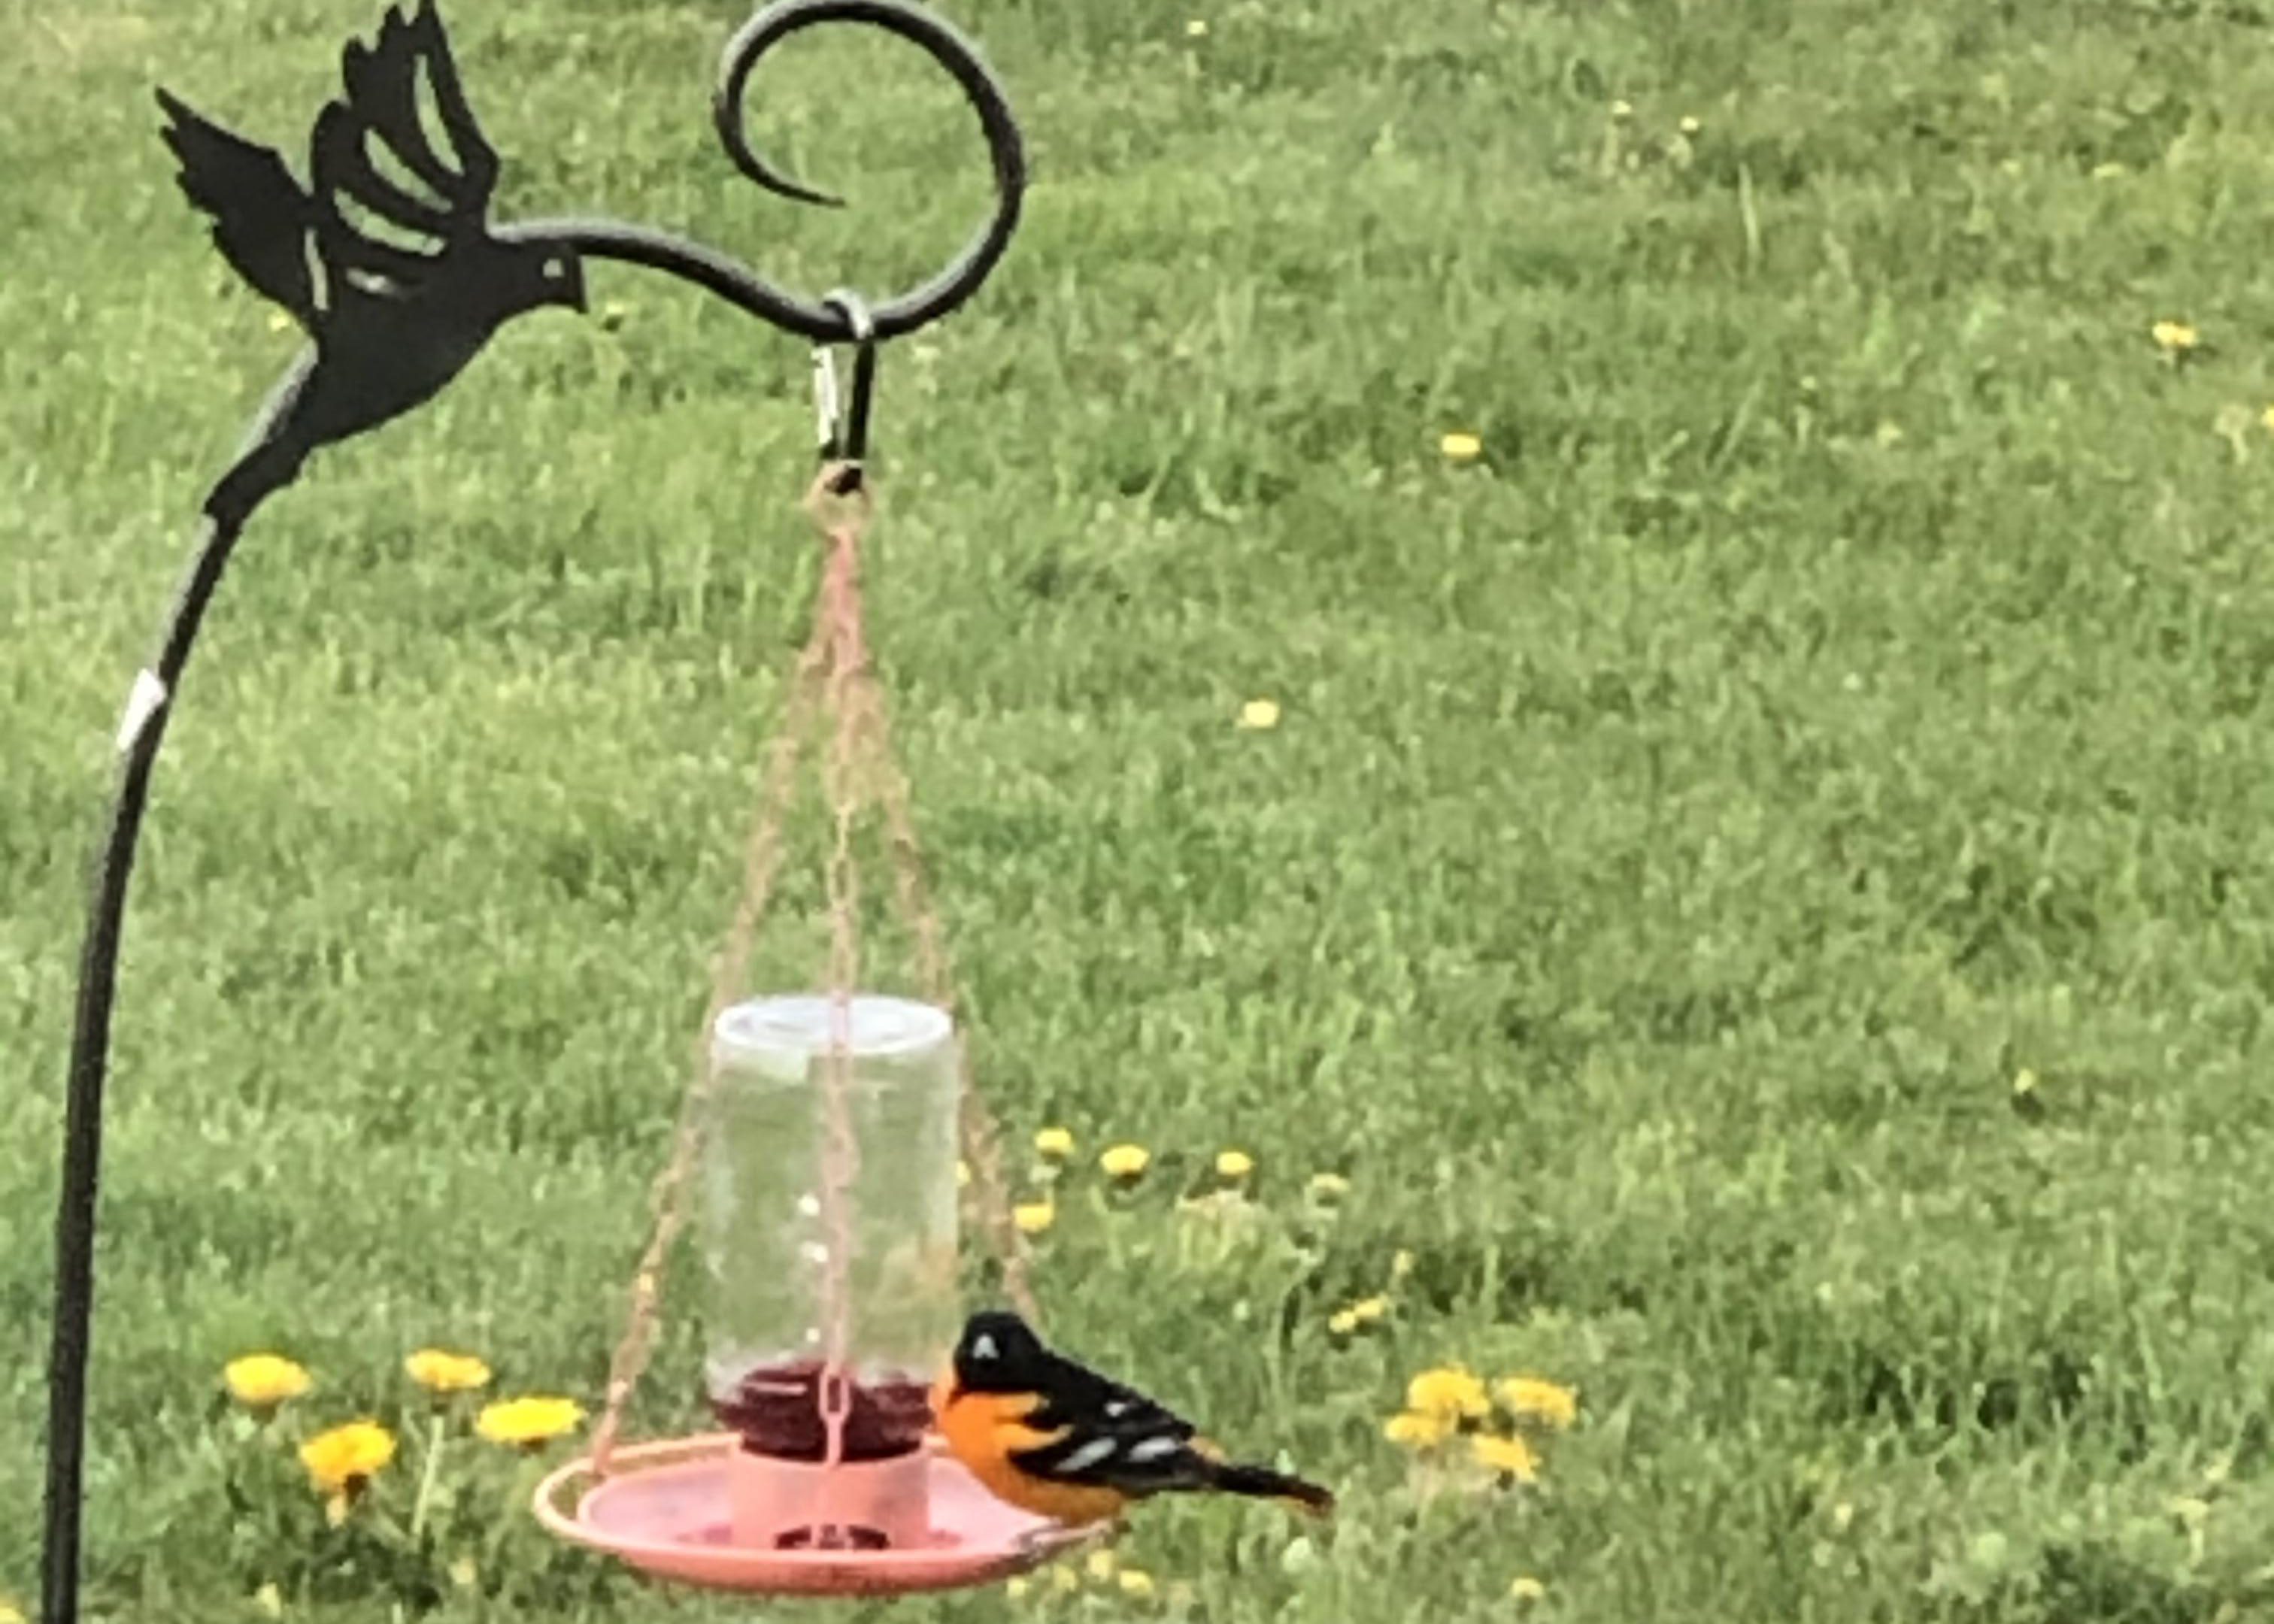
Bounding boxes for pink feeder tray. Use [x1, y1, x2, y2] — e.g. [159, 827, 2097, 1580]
[535, 1432, 1096, 1596]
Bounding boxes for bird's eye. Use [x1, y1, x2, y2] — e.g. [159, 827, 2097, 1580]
[969, 1334, 998, 1361]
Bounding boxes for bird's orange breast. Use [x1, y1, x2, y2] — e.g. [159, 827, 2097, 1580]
[931, 1383, 1126, 1527]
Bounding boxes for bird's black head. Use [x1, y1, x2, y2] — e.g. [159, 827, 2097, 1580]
[950, 1309, 1047, 1394]
[507, 239, 587, 314]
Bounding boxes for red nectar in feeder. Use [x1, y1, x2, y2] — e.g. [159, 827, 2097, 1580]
[701, 994, 960, 1551]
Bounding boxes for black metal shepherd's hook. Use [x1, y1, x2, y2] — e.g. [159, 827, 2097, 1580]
[41, 3, 1022, 1619]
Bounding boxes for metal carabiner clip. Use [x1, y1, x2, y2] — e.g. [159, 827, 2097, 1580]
[811, 288, 879, 493]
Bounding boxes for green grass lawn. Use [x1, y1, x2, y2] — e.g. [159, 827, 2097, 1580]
[10, 0, 2274, 1617]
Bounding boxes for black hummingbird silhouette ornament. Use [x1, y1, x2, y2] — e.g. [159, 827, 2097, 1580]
[156, 0, 586, 529]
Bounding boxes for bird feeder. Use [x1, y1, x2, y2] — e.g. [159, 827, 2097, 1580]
[39, 2, 1082, 1618]
[524, 465, 1082, 1590]
[700, 995, 959, 1543]
[536, 980, 1071, 1592]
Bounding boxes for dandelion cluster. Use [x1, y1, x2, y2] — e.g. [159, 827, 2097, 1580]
[1383, 1361, 1578, 1486]
[1008, 1126, 1329, 1244]
[206, 1343, 586, 1606]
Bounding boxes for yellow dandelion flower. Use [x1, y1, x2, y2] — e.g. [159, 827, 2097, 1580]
[0, 1604, 23, 1624]
[223, 1353, 311, 1410]
[1099, 1143, 1151, 1180]
[404, 1348, 491, 1394]
[1237, 698, 1281, 731]
[1013, 1199, 1056, 1235]
[1118, 1569, 1157, 1598]
[957, 1159, 972, 1189]
[1678, 114, 1701, 135]
[252, 1582, 283, 1617]
[299, 1419, 396, 1495]
[474, 1395, 585, 1449]
[1184, 17, 1208, 36]
[2260, 405, 2274, 435]
[1406, 1365, 1490, 1421]
[1439, 431, 1483, 463]
[1390, 1248, 1415, 1280]
[1609, 98, 1634, 120]
[1306, 1171, 1351, 1201]
[448, 1554, 479, 1589]
[1006, 1576, 1031, 1599]
[1494, 1375, 1579, 1430]
[1510, 1574, 1548, 1601]
[1214, 1148, 1254, 1180]
[1033, 1126, 1076, 1159]
[1472, 1432, 1540, 1480]
[1086, 1547, 1119, 1582]
[1383, 1409, 1453, 1447]
[1050, 1562, 1081, 1593]
[1330, 1296, 1390, 1337]
[2152, 319, 2200, 352]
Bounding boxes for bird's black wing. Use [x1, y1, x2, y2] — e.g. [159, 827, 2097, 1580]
[305, 0, 502, 305]
[154, 89, 320, 328]
[1010, 1356, 1214, 1494]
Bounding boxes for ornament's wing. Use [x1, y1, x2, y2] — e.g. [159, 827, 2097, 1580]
[154, 89, 320, 328]
[332, 0, 499, 226]
[306, 0, 502, 304]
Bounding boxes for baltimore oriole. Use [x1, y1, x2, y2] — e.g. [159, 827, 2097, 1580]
[930, 1309, 1335, 1526]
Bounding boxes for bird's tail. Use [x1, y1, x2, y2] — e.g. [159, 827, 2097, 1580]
[1203, 1459, 1335, 1517]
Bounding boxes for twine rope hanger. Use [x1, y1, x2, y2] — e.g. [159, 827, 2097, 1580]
[588, 451, 1038, 1482]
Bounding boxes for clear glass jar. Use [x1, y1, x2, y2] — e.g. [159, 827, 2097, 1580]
[699, 993, 960, 1464]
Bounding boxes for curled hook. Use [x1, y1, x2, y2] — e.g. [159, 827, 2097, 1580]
[712, 0, 1024, 327]
[503, 0, 1025, 342]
